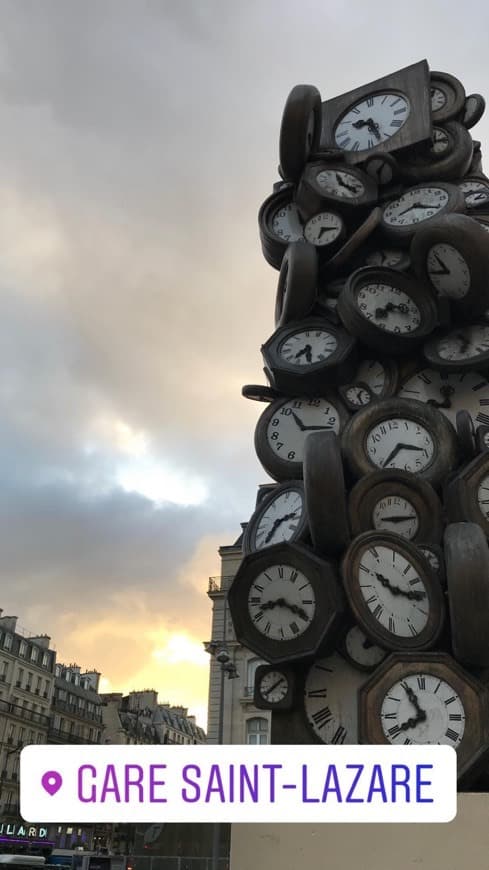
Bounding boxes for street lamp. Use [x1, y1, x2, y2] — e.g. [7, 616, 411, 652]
[205, 641, 238, 870]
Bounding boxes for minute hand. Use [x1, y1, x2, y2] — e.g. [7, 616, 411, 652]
[381, 442, 425, 468]
[398, 202, 437, 216]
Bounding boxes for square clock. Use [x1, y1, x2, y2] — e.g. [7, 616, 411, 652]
[320, 59, 432, 164]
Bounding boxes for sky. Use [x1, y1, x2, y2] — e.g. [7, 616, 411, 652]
[2, 0, 489, 730]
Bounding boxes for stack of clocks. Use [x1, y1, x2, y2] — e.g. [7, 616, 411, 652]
[228, 60, 489, 789]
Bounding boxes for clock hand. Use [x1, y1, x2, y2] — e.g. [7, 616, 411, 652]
[352, 119, 369, 129]
[398, 202, 437, 216]
[429, 252, 450, 275]
[427, 384, 455, 409]
[335, 172, 360, 194]
[402, 685, 428, 722]
[374, 571, 426, 601]
[261, 678, 286, 697]
[291, 412, 305, 431]
[366, 119, 381, 141]
[375, 302, 409, 318]
[260, 598, 310, 621]
[381, 442, 428, 468]
[380, 515, 418, 523]
[294, 344, 312, 360]
[318, 226, 337, 239]
[300, 424, 334, 431]
[264, 512, 299, 543]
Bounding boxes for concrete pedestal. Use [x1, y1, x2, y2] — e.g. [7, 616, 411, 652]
[230, 793, 489, 870]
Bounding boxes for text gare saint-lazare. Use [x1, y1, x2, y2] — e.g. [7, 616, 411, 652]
[76, 762, 434, 804]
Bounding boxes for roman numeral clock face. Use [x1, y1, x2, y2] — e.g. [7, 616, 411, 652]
[334, 93, 410, 153]
[247, 565, 316, 641]
[381, 674, 465, 746]
[399, 370, 489, 427]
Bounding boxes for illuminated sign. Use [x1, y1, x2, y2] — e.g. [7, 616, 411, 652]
[0, 824, 48, 838]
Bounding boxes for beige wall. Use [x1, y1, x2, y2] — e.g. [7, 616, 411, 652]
[231, 793, 489, 870]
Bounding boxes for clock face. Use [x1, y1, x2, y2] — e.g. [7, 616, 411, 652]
[430, 127, 450, 155]
[356, 282, 421, 333]
[279, 329, 338, 366]
[372, 494, 420, 540]
[383, 187, 449, 227]
[365, 417, 435, 472]
[399, 369, 489, 427]
[253, 488, 305, 550]
[459, 179, 489, 208]
[258, 669, 290, 703]
[266, 398, 342, 463]
[344, 625, 386, 671]
[345, 384, 371, 407]
[314, 168, 366, 199]
[433, 324, 489, 362]
[247, 564, 316, 641]
[304, 212, 343, 247]
[381, 673, 465, 746]
[304, 652, 366, 744]
[356, 359, 388, 396]
[354, 543, 429, 639]
[426, 243, 470, 298]
[334, 93, 410, 152]
[270, 202, 304, 243]
[430, 86, 447, 112]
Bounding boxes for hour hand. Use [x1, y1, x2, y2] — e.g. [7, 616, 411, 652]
[291, 412, 305, 431]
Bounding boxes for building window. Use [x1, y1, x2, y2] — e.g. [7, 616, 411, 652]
[246, 658, 267, 697]
[3, 634, 12, 650]
[30, 646, 38, 662]
[246, 717, 269, 745]
[1, 661, 8, 679]
[42, 653, 49, 668]
[19, 641, 27, 657]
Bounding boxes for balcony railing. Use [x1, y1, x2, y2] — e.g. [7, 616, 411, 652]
[52, 697, 103, 723]
[48, 727, 102, 745]
[0, 697, 50, 727]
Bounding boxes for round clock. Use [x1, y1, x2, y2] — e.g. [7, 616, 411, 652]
[423, 322, 489, 373]
[399, 367, 489, 428]
[363, 246, 411, 271]
[341, 531, 445, 651]
[410, 213, 489, 318]
[341, 396, 459, 486]
[254, 394, 349, 482]
[303, 210, 346, 251]
[350, 357, 399, 399]
[262, 317, 357, 394]
[444, 522, 489, 667]
[380, 182, 466, 245]
[445, 452, 489, 538]
[348, 469, 443, 544]
[320, 206, 381, 274]
[337, 266, 438, 355]
[363, 153, 400, 186]
[430, 71, 466, 123]
[275, 241, 318, 328]
[253, 663, 296, 711]
[303, 431, 350, 557]
[258, 189, 305, 269]
[279, 84, 322, 182]
[462, 94, 486, 130]
[242, 481, 309, 556]
[303, 651, 367, 744]
[334, 92, 411, 154]
[296, 162, 378, 219]
[339, 623, 387, 673]
[338, 381, 373, 411]
[457, 176, 489, 211]
[227, 543, 345, 665]
[399, 122, 473, 183]
[359, 652, 489, 785]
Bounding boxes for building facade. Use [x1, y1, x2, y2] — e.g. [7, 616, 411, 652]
[206, 527, 272, 746]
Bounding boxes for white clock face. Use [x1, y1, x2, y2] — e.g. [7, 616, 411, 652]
[426, 243, 470, 298]
[434, 324, 489, 362]
[345, 384, 371, 407]
[383, 187, 449, 227]
[381, 673, 465, 746]
[304, 212, 343, 246]
[399, 369, 489, 427]
[279, 329, 338, 366]
[430, 86, 447, 112]
[356, 543, 429, 639]
[254, 488, 304, 549]
[476, 472, 489, 522]
[366, 417, 435, 473]
[356, 359, 387, 396]
[304, 652, 366, 744]
[247, 564, 315, 641]
[356, 283, 421, 333]
[344, 625, 386, 670]
[430, 127, 450, 155]
[258, 670, 289, 703]
[334, 93, 410, 152]
[271, 202, 304, 242]
[266, 398, 341, 463]
[315, 168, 365, 199]
[459, 179, 489, 207]
[372, 494, 420, 540]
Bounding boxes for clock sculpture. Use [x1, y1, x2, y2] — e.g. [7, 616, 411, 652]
[232, 59, 489, 788]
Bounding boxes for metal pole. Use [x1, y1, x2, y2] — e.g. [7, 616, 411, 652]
[211, 661, 225, 870]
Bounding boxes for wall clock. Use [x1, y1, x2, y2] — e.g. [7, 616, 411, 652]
[279, 84, 322, 182]
[380, 182, 465, 245]
[462, 93, 486, 130]
[398, 121, 473, 183]
[429, 71, 466, 123]
[410, 213, 489, 318]
[242, 481, 309, 555]
[444, 522, 489, 667]
[358, 651, 489, 785]
[398, 367, 489, 428]
[320, 60, 432, 164]
[228, 542, 345, 665]
[258, 189, 305, 269]
[341, 531, 445, 652]
[341, 396, 459, 486]
[254, 393, 349, 481]
[253, 663, 297, 711]
[348, 468, 443, 543]
[339, 622, 387, 672]
[274, 241, 318, 327]
[303, 651, 367, 744]
[445, 451, 489, 538]
[457, 176, 489, 211]
[296, 162, 377, 220]
[422, 322, 489, 373]
[303, 431, 350, 557]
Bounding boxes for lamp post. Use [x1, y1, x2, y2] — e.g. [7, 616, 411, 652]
[205, 641, 239, 870]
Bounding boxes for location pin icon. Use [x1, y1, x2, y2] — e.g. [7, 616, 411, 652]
[41, 770, 63, 796]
